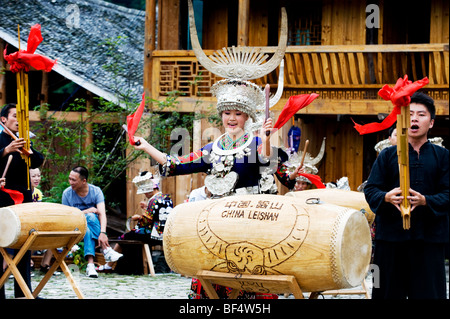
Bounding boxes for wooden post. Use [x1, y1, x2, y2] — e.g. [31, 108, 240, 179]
[126, 0, 157, 218]
[238, 0, 250, 46]
[84, 91, 94, 169]
[40, 71, 48, 106]
[144, 0, 157, 98]
[0, 40, 6, 106]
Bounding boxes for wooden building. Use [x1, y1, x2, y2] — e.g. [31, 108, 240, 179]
[145, 0, 449, 205]
[0, 0, 146, 233]
[0, 0, 448, 224]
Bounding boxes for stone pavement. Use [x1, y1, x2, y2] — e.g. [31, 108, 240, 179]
[4, 263, 448, 299]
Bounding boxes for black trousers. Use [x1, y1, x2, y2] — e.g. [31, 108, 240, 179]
[372, 240, 447, 299]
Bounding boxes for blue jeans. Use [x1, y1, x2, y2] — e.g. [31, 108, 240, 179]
[84, 213, 101, 258]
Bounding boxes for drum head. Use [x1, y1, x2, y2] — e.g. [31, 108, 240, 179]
[336, 209, 372, 288]
[0, 207, 21, 248]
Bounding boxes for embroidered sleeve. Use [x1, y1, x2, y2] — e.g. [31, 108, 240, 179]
[275, 162, 296, 189]
[159, 149, 210, 177]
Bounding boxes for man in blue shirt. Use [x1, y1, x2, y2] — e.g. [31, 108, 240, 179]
[62, 166, 122, 278]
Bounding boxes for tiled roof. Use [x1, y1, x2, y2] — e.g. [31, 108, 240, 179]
[0, 0, 145, 106]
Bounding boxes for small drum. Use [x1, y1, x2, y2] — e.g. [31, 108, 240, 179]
[0, 202, 86, 250]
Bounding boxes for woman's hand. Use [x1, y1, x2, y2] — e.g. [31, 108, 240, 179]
[131, 214, 142, 221]
[289, 165, 305, 180]
[260, 118, 273, 157]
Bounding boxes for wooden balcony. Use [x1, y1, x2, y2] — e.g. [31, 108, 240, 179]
[150, 43, 449, 116]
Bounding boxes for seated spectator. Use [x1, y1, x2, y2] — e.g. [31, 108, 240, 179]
[62, 166, 122, 278]
[97, 171, 173, 272]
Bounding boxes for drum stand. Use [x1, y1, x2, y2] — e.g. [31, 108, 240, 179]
[196, 270, 321, 299]
[0, 230, 84, 299]
[196, 270, 370, 299]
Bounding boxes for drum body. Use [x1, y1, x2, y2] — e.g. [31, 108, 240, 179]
[0, 202, 86, 250]
[164, 194, 371, 293]
[286, 188, 375, 225]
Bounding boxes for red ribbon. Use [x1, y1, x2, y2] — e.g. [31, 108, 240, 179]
[3, 24, 56, 73]
[126, 93, 146, 145]
[299, 173, 326, 189]
[353, 75, 429, 135]
[274, 93, 319, 130]
[0, 187, 24, 205]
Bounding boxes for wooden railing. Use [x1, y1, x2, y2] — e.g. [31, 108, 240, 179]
[151, 43, 449, 112]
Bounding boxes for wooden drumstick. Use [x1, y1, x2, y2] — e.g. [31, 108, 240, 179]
[2, 155, 13, 179]
[298, 139, 309, 170]
[264, 84, 270, 136]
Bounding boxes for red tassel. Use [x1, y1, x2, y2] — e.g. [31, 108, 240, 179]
[299, 173, 326, 189]
[126, 93, 146, 145]
[353, 75, 429, 135]
[273, 93, 319, 130]
[3, 24, 56, 73]
[0, 188, 24, 205]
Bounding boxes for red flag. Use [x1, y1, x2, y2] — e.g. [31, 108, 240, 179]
[273, 94, 319, 130]
[353, 75, 429, 135]
[3, 24, 56, 73]
[299, 173, 326, 189]
[126, 93, 146, 145]
[0, 188, 24, 205]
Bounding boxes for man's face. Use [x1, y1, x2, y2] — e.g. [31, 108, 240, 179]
[68, 171, 85, 192]
[1, 108, 19, 133]
[409, 103, 434, 139]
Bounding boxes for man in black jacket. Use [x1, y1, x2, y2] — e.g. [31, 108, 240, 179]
[0, 103, 44, 299]
[364, 92, 449, 299]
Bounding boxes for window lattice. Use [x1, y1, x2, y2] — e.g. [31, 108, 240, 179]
[287, 3, 322, 46]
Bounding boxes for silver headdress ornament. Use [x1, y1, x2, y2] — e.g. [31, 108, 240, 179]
[374, 136, 445, 153]
[284, 137, 326, 183]
[188, 0, 287, 121]
[132, 170, 161, 194]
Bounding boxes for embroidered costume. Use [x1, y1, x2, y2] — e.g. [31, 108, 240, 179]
[124, 192, 173, 242]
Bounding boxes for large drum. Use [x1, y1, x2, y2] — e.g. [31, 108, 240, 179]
[0, 202, 86, 250]
[285, 188, 375, 225]
[164, 194, 371, 293]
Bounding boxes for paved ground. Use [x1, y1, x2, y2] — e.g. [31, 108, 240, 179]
[4, 263, 448, 299]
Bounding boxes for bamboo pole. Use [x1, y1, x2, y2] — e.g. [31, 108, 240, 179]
[397, 106, 411, 229]
[15, 25, 31, 189]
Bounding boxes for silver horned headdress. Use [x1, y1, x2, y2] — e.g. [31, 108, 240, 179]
[284, 137, 326, 183]
[132, 170, 161, 194]
[188, 0, 287, 122]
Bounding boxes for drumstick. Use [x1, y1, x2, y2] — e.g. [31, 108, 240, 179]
[297, 139, 309, 171]
[2, 155, 13, 179]
[264, 84, 270, 136]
